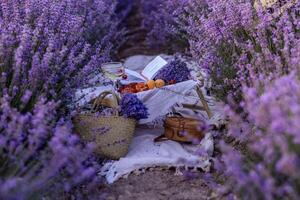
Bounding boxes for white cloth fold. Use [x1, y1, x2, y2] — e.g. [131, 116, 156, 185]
[137, 80, 199, 124]
[99, 128, 213, 184]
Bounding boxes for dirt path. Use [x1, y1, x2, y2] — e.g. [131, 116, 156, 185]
[101, 170, 218, 200]
[117, 0, 162, 59]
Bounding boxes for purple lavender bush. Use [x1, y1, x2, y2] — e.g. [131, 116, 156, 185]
[141, 0, 189, 53]
[186, 2, 300, 199]
[185, 0, 300, 102]
[0, 96, 100, 199]
[0, 0, 124, 112]
[143, 0, 299, 102]
[0, 0, 124, 198]
[155, 57, 190, 83]
[120, 94, 148, 120]
[217, 74, 300, 199]
[163, 1, 300, 199]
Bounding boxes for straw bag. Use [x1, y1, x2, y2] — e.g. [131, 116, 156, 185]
[73, 91, 136, 160]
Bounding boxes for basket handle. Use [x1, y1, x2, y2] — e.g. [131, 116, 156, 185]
[92, 91, 120, 115]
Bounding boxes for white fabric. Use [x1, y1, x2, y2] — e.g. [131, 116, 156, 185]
[137, 80, 198, 124]
[100, 127, 214, 184]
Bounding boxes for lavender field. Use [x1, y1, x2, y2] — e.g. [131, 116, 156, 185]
[0, 0, 300, 199]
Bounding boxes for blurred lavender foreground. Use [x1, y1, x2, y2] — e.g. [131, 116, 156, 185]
[1, 0, 300, 199]
[0, 0, 125, 199]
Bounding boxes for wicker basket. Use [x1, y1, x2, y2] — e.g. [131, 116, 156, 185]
[73, 91, 136, 160]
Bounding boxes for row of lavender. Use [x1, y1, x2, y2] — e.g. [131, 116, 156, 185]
[142, 0, 300, 199]
[0, 0, 131, 199]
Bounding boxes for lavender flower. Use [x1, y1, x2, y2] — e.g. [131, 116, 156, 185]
[141, 0, 189, 53]
[157, 1, 300, 199]
[120, 93, 149, 120]
[0, 0, 124, 112]
[0, 97, 102, 199]
[155, 57, 190, 83]
[218, 74, 300, 199]
[185, 0, 300, 102]
[0, 0, 124, 198]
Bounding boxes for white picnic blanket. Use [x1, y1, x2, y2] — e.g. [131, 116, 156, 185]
[74, 55, 225, 184]
[100, 127, 214, 184]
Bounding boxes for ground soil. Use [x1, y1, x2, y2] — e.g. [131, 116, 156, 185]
[101, 170, 219, 200]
